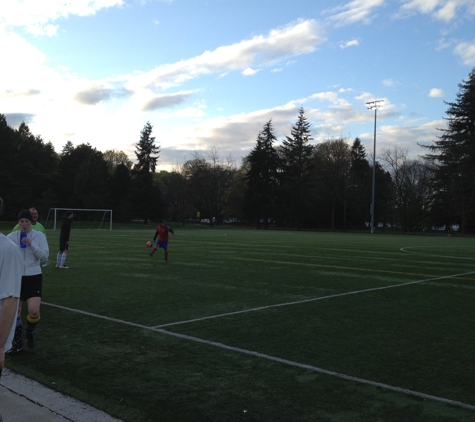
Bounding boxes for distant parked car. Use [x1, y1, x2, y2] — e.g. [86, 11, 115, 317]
[200, 218, 210, 224]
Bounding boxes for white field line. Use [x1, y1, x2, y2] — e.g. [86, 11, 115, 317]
[158, 329, 475, 411]
[400, 246, 475, 260]
[42, 269, 475, 412]
[153, 270, 475, 328]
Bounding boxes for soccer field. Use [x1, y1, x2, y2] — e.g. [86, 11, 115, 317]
[5, 224, 475, 422]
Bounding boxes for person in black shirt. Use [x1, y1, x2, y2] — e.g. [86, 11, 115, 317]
[56, 211, 73, 269]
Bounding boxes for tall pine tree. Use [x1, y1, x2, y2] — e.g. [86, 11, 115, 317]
[424, 67, 475, 234]
[132, 122, 162, 223]
[245, 120, 281, 229]
[280, 108, 314, 228]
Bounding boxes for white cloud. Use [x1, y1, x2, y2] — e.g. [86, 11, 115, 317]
[326, 0, 385, 26]
[124, 19, 325, 91]
[242, 68, 260, 76]
[339, 39, 359, 49]
[454, 40, 475, 65]
[382, 79, 397, 87]
[398, 0, 475, 21]
[429, 88, 446, 98]
[1, 0, 124, 36]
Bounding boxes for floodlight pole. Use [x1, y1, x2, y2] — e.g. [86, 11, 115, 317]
[366, 100, 384, 234]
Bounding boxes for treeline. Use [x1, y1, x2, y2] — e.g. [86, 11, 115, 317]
[1, 68, 474, 233]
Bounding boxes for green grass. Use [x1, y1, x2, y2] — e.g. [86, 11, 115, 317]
[4, 223, 475, 421]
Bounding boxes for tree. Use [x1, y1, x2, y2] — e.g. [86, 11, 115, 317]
[58, 143, 109, 208]
[244, 120, 281, 229]
[423, 67, 475, 234]
[103, 149, 133, 172]
[0, 118, 60, 216]
[132, 122, 162, 223]
[134, 122, 160, 173]
[380, 147, 434, 232]
[313, 138, 352, 230]
[280, 108, 314, 227]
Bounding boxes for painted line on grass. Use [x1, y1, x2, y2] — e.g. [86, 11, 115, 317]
[400, 246, 475, 261]
[42, 297, 475, 412]
[158, 329, 475, 411]
[230, 257, 448, 278]
[151, 270, 475, 328]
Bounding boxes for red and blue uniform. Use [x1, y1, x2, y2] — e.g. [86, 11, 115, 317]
[150, 223, 174, 262]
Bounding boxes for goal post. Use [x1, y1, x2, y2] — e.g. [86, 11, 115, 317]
[45, 208, 113, 231]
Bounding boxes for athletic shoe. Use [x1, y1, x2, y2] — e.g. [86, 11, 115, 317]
[6, 346, 24, 355]
[149, 253, 154, 257]
[26, 331, 35, 349]
[59, 265, 69, 269]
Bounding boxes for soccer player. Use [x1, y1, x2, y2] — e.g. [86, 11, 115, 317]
[56, 211, 73, 269]
[149, 220, 175, 262]
[0, 198, 22, 422]
[6, 209, 48, 354]
[12, 207, 46, 235]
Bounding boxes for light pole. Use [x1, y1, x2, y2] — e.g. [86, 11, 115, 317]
[366, 99, 384, 234]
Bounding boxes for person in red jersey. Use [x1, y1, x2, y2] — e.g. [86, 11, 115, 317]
[149, 220, 174, 262]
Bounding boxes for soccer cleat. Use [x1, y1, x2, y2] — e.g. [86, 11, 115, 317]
[6, 346, 24, 355]
[149, 253, 154, 257]
[26, 331, 35, 349]
[59, 265, 69, 269]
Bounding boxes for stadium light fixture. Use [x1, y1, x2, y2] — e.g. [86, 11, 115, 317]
[366, 99, 384, 234]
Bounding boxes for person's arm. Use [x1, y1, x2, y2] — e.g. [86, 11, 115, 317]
[152, 229, 159, 242]
[0, 296, 19, 369]
[28, 232, 49, 261]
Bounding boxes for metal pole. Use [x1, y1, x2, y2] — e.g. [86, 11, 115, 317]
[371, 107, 377, 234]
[366, 100, 384, 234]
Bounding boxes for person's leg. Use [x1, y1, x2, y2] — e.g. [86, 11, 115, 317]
[8, 301, 23, 354]
[56, 251, 62, 267]
[25, 297, 41, 349]
[59, 250, 68, 268]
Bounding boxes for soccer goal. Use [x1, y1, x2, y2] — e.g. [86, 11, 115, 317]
[44, 208, 113, 231]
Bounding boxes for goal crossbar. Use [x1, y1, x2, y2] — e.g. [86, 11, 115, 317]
[45, 208, 113, 231]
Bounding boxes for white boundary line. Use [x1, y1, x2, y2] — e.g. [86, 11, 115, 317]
[400, 246, 475, 260]
[154, 270, 475, 328]
[159, 329, 475, 411]
[42, 269, 475, 412]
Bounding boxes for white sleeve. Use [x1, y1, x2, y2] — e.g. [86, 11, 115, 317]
[30, 232, 49, 260]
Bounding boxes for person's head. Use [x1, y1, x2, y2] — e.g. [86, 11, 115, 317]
[29, 207, 39, 223]
[18, 209, 33, 231]
[66, 211, 74, 219]
[158, 219, 164, 226]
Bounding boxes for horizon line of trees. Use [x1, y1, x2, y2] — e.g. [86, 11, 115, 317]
[1, 67, 474, 234]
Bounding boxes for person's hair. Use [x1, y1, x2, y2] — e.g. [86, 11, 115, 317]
[66, 211, 73, 218]
[0, 197, 3, 218]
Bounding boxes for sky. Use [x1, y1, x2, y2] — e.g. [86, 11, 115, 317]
[1, 0, 475, 172]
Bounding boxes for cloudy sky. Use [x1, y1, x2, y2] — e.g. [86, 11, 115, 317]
[1, 0, 475, 171]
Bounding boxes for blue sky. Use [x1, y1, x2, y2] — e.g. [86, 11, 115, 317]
[2, 0, 475, 171]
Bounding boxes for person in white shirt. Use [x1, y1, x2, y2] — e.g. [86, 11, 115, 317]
[0, 197, 23, 422]
[6, 209, 48, 354]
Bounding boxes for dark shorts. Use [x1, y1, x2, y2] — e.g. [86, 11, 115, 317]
[20, 274, 43, 301]
[156, 240, 169, 250]
[59, 238, 69, 252]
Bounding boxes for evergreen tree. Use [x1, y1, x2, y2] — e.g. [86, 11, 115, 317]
[132, 122, 162, 223]
[244, 120, 281, 229]
[424, 67, 475, 234]
[280, 108, 314, 227]
[134, 122, 160, 173]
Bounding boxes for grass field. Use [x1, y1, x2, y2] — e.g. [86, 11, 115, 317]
[3, 222, 475, 421]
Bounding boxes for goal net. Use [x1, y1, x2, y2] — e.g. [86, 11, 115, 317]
[44, 208, 113, 231]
